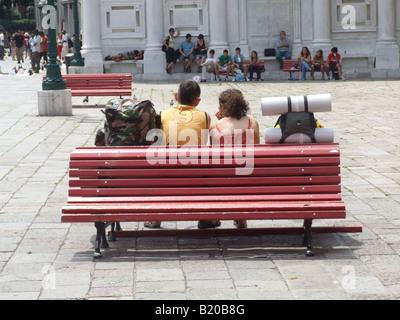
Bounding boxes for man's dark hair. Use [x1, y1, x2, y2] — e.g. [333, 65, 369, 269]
[331, 47, 338, 53]
[209, 49, 215, 54]
[178, 80, 201, 106]
[223, 49, 229, 54]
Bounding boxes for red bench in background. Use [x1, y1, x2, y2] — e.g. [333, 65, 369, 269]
[62, 144, 361, 259]
[210, 60, 266, 80]
[283, 60, 327, 80]
[43, 73, 132, 102]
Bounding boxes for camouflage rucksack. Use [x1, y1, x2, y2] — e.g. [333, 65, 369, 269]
[96, 99, 157, 147]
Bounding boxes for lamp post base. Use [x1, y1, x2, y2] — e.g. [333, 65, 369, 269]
[38, 89, 72, 116]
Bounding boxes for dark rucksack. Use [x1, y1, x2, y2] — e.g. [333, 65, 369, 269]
[68, 38, 74, 48]
[275, 96, 317, 143]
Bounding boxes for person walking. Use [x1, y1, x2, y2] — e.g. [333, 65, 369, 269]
[14, 31, 25, 64]
[31, 30, 41, 73]
[0, 31, 4, 60]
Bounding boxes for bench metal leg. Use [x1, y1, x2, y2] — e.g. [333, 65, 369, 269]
[108, 222, 122, 242]
[94, 222, 109, 259]
[303, 219, 314, 257]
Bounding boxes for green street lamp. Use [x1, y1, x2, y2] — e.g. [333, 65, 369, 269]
[42, 0, 66, 91]
[70, 0, 84, 67]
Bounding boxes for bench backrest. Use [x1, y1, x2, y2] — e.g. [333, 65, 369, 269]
[244, 60, 265, 68]
[283, 60, 299, 69]
[67, 144, 342, 203]
[65, 74, 132, 89]
[43, 74, 132, 89]
[283, 60, 328, 70]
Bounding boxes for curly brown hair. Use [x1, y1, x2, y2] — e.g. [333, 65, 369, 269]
[218, 89, 249, 120]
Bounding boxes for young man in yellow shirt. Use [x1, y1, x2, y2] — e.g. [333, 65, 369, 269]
[144, 80, 214, 229]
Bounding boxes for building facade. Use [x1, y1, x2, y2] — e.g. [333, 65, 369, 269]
[35, 0, 400, 79]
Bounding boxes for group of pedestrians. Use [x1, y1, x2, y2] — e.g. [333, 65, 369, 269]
[145, 79, 260, 230]
[3, 30, 48, 73]
[1, 30, 32, 64]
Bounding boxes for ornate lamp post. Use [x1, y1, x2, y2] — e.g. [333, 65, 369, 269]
[70, 0, 84, 67]
[42, 0, 66, 91]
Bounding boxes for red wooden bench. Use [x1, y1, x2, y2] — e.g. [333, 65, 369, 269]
[62, 143, 360, 259]
[211, 60, 265, 80]
[43, 73, 132, 102]
[283, 60, 327, 80]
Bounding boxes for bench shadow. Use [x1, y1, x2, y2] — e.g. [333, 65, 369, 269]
[80, 231, 363, 262]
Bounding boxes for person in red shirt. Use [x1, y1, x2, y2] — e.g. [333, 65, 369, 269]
[326, 47, 344, 80]
[40, 32, 48, 65]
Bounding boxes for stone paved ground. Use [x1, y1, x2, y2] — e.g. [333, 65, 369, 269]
[1, 57, 400, 300]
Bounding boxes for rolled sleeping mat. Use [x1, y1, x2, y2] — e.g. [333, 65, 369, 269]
[265, 128, 335, 144]
[261, 94, 332, 116]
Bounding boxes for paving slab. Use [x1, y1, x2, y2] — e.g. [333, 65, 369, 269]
[1, 58, 400, 300]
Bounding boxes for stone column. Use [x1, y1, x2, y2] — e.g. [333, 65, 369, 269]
[238, 0, 249, 57]
[312, 0, 332, 52]
[80, 0, 103, 74]
[143, 0, 165, 78]
[292, 0, 302, 56]
[376, 0, 399, 69]
[209, 0, 229, 56]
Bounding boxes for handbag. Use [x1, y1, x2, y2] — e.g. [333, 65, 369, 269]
[162, 36, 170, 52]
[264, 48, 276, 57]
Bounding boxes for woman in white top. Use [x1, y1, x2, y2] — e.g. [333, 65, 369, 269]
[201, 49, 218, 81]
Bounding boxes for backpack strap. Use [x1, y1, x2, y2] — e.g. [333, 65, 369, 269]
[304, 96, 309, 113]
[205, 112, 209, 129]
[287, 96, 292, 113]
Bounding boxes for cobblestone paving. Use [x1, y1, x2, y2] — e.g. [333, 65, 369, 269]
[1, 58, 400, 300]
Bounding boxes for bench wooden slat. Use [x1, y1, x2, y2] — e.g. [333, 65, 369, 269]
[63, 73, 131, 78]
[63, 201, 345, 214]
[67, 194, 343, 204]
[69, 166, 341, 178]
[70, 144, 340, 160]
[68, 185, 342, 197]
[69, 176, 341, 188]
[69, 156, 340, 169]
[71, 90, 132, 97]
[62, 210, 346, 223]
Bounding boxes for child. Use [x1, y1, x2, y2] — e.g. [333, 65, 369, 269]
[201, 49, 218, 81]
[217, 49, 235, 81]
[144, 80, 211, 229]
[326, 47, 344, 80]
[311, 49, 326, 80]
[232, 47, 248, 79]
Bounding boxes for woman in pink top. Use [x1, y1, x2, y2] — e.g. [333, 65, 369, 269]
[209, 89, 260, 229]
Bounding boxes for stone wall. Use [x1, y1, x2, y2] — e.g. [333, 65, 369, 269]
[34, 0, 400, 79]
